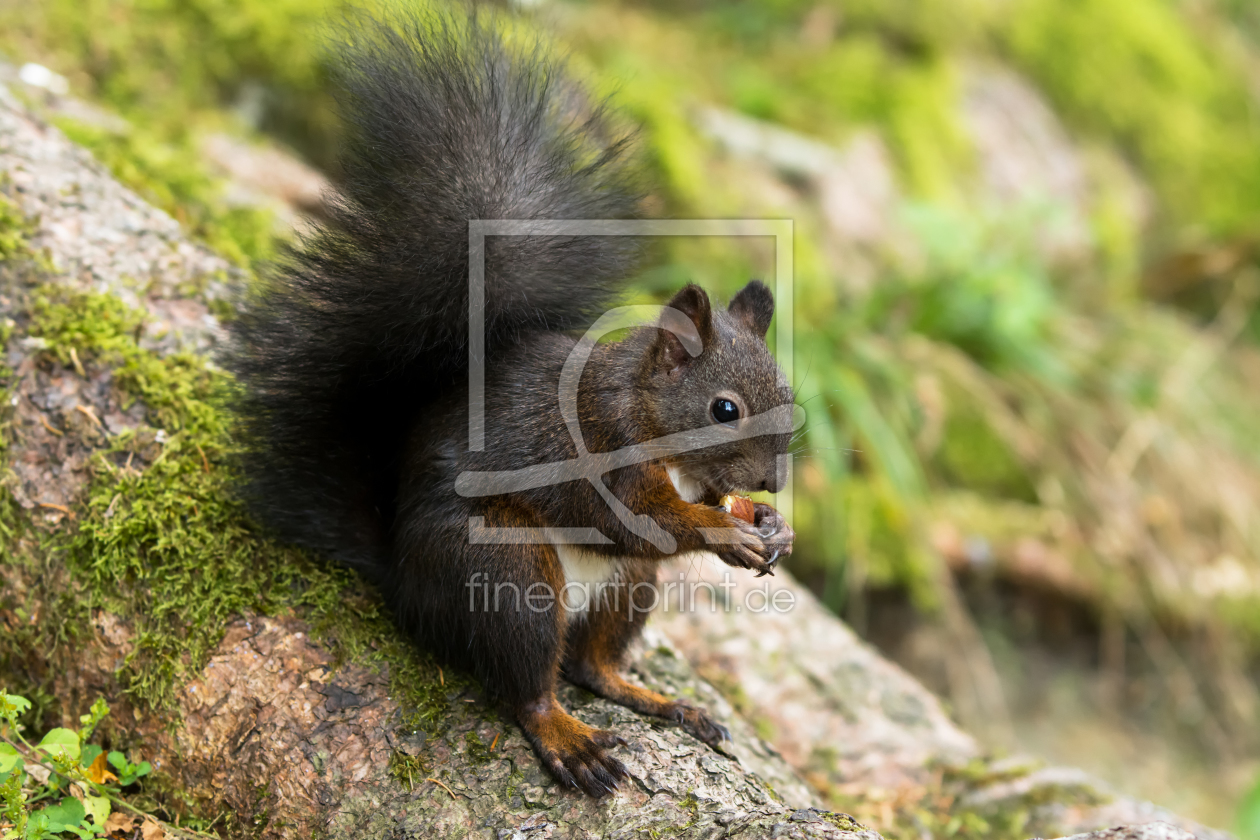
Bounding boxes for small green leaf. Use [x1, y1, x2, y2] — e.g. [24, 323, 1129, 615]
[36, 728, 80, 761]
[1, 693, 31, 715]
[24, 810, 51, 840]
[106, 751, 126, 771]
[77, 699, 110, 743]
[79, 744, 103, 769]
[134, 761, 151, 778]
[82, 793, 110, 828]
[0, 742, 21, 776]
[39, 796, 86, 831]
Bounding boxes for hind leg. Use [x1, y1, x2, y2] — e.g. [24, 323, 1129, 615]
[514, 690, 628, 796]
[390, 500, 629, 796]
[562, 559, 729, 746]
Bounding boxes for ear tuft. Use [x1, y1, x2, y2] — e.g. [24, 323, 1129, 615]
[654, 284, 714, 373]
[728, 280, 774, 340]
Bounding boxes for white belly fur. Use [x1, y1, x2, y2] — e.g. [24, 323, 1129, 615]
[554, 545, 724, 619]
[556, 544, 621, 591]
[665, 465, 706, 503]
[555, 465, 721, 619]
[555, 544, 621, 619]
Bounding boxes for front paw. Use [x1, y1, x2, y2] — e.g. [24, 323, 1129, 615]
[715, 524, 776, 576]
[752, 503, 795, 575]
[715, 512, 782, 576]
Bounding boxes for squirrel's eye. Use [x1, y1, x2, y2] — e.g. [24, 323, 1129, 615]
[711, 398, 740, 424]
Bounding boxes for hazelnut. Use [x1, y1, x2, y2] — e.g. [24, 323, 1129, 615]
[720, 494, 755, 524]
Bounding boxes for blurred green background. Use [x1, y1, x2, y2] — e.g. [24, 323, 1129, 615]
[2, 0, 1259, 833]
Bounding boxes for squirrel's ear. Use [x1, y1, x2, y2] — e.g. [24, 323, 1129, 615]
[654, 284, 714, 374]
[728, 280, 774, 340]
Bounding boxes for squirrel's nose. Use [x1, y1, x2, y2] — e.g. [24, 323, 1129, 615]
[760, 458, 789, 493]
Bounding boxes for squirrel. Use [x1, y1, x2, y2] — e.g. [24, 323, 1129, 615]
[228, 10, 797, 797]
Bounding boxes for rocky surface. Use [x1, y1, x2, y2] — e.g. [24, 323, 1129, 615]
[1057, 823, 1197, 840]
[653, 557, 1230, 839]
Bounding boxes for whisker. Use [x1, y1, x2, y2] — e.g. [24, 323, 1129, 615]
[793, 351, 818, 398]
[795, 390, 840, 408]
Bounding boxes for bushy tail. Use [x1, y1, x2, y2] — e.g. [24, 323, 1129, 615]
[227, 11, 640, 570]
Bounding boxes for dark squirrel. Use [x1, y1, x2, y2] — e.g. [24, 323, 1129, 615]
[229, 10, 796, 797]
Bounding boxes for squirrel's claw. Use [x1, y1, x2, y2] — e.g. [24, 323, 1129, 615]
[720, 503, 792, 577]
[670, 702, 731, 747]
[532, 722, 629, 798]
[754, 550, 780, 577]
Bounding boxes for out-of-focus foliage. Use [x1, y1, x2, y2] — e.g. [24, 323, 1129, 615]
[0, 0, 339, 157]
[618, 0, 1260, 237]
[3, 0, 1260, 829]
[1005, 0, 1260, 236]
[1240, 775, 1260, 840]
[0, 0, 352, 266]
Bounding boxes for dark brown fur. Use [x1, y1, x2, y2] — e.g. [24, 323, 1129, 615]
[228, 11, 795, 797]
[390, 284, 794, 795]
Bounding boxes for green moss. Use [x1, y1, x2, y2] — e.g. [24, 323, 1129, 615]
[822, 756, 1090, 840]
[28, 286, 301, 705]
[0, 190, 35, 263]
[387, 751, 427, 791]
[943, 757, 1039, 787]
[31, 285, 146, 363]
[21, 286, 454, 733]
[820, 811, 867, 832]
[463, 729, 495, 766]
[0, 0, 337, 272]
